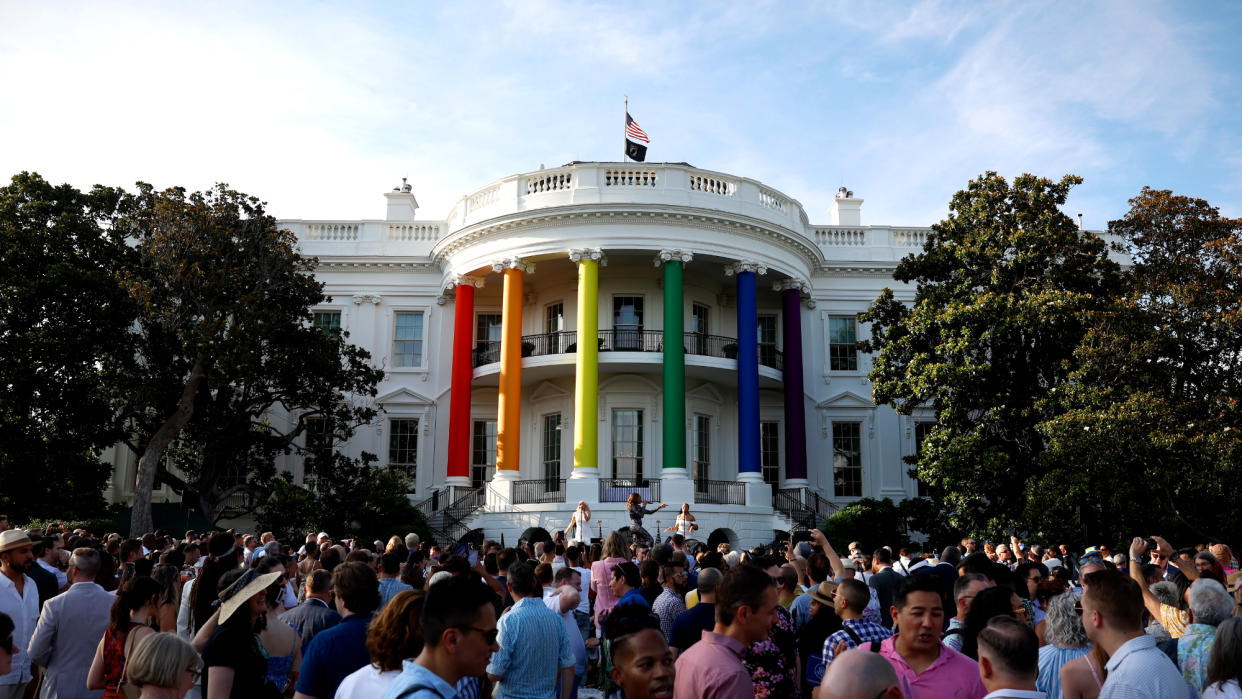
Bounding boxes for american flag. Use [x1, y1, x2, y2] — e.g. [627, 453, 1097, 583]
[625, 112, 649, 143]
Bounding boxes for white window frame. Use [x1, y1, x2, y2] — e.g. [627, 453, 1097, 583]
[389, 305, 431, 372]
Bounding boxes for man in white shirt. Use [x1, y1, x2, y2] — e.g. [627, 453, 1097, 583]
[976, 616, 1045, 699]
[0, 530, 39, 699]
[564, 546, 592, 644]
[1081, 569, 1188, 698]
[545, 567, 588, 696]
[34, 538, 67, 592]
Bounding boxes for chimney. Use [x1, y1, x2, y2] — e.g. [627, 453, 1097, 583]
[828, 186, 863, 226]
[384, 178, 419, 221]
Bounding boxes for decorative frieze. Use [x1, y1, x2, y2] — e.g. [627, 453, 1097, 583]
[352, 293, 382, 305]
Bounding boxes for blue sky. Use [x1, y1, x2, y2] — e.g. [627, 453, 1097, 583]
[2, 1, 1239, 228]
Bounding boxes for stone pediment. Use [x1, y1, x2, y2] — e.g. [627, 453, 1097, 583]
[530, 381, 571, 401]
[376, 387, 434, 406]
[686, 383, 724, 403]
[816, 391, 875, 410]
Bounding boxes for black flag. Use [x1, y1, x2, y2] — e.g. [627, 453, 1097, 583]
[625, 139, 647, 162]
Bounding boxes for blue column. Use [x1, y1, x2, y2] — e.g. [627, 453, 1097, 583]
[735, 268, 761, 478]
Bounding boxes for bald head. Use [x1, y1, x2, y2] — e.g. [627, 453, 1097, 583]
[821, 648, 901, 699]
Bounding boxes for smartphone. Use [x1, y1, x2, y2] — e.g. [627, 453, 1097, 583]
[1147, 539, 1158, 552]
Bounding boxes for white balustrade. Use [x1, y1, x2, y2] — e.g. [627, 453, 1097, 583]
[689, 173, 735, 196]
[605, 169, 658, 187]
[525, 171, 573, 194]
[814, 227, 866, 246]
[387, 223, 442, 241]
[304, 223, 359, 241]
[758, 188, 787, 211]
[892, 228, 930, 247]
[468, 184, 500, 211]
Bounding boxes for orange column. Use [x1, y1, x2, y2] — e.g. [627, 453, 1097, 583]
[494, 258, 532, 476]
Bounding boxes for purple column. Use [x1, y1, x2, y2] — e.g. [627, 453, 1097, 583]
[781, 287, 808, 482]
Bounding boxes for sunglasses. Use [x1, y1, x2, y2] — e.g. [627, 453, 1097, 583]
[456, 625, 499, 644]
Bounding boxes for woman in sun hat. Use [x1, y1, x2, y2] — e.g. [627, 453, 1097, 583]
[198, 567, 283, 698]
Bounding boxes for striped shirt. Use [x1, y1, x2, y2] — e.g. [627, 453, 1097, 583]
[1037, 644, 1090, 699]
[653, 588, 686, 642]
[487, 597, 575, 699]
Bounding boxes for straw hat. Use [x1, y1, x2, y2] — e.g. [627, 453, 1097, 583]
[0, 530, 33, 554]
[216, 569, 282, 624]
[807, 581, 838, 607]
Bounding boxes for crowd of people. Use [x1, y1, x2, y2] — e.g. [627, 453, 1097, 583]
[0, 511, 1241, 699]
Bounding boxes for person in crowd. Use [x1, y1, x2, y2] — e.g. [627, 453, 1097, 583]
[26, 538, 62, 607]
[0, 530, 39, 697]
[1163, 578, 1234, 694]
[651, 554, 688, 643]
[123, 632, 201, 699]
[253, 564, 301, 695]
[790, 552, 834, 630]
[28, 548, 113, 699]
[34, 537, 67, 592]
[564, 502, 591, 548]
[1127, 537, 1194, 641]
[821, 578, 891, 666]
[87, 576, 162, 698]
[382, 576, 496, 699]
[0, 612, 13, 679]
[194, 569, 281, 698]
[293, 562, 380, 699]
[336, 589, 426, 697]
[977, 616, 1041, 697]
[675, 564, 777, 698]
[591, 532, 630, 634]
[670, 567, 722, 655]
[778, 565, 802, 610]
[816, 647, 902, 699]
[378, 553, 414, 612]
[959, 585, 1020, 660]
[150, 564, 180, 633]
[280, 569, 340, 656]
[1036, 589, 1090, 697]
[944, 574, 990, 652]
[1081, 568, 1188, 698]
[610, 562, 647, 613]
[869, 547, 901, 629]
[797, 582, 841, 696]
[742, 557, 798, 698]
[872, 574, 986, 699]
[663, 504, 698, 542]
[604, 601, 675, 699]
[191, 533, 243, 635]
[1202, 616, 1242, 699]
[563, 546, 592, 644]
[625, 494, 665, 548]
[545, 567, 589, 698]
[638, 560, 662, 607]
[485, 560, 575, 699]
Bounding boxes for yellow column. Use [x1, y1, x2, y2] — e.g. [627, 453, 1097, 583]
[494, 258, 531, 476]
[570, 249, 603, 474]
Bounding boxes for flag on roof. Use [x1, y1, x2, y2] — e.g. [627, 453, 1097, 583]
[625, 112, 649, 162]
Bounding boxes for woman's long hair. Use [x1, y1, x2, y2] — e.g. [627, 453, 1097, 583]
[1206, 616, 1242, 690]
[151, 564, 181, 608]
[366, 590, 426, 672]
[602, 531, 627, 560]
[1044, 589, 1087, 649]
[191, 532, 241, 633]
[109, 577, 162, 637]
[960, 586, 1018, 659]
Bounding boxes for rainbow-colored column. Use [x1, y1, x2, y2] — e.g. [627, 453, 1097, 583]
[569, 248, 604, 477]
[728, 261, 766, 482]
[657, 250, 693, 479]
[445, 275, 483, 487]
[493, 257, 533, 479]
[776, 280, 809, 486]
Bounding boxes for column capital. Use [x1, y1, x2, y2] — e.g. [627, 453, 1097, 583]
[653, 249, 693, 267]
[724, 261, 768, 276]
[352, 293, 382, 305]
[773, 278, 810, 295]
[569, 248, 607, 266]
[437, 275, 485, 305]
[491, 257, 534, 274]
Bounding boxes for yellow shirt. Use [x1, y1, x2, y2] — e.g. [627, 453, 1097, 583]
[1160, 602, 1189, 638]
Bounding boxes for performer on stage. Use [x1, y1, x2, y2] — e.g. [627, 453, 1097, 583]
[564, 500, 591, 546]
[663, 503, 698, 539]
[626, 493, 665, 548]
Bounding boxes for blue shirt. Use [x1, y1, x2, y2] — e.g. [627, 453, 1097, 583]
[381, 660, 458, 699]
[616, 587, 650, 610]
[486, 597, 575, 699]
[670, 601, 715, 651]
[790, 583, 819, 629]
[295, 613, 372, 699]
[378, 577, 413, 610]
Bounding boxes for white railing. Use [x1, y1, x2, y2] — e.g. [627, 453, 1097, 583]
[468, 184, 500, 211]
[605, 168, 658, 187]
[758, 188, 788, 211]
[387, 223, 442, 241]
[690, 173, 735, 196]
[304, 223, 359, 241]
[814, 227, 866, 246]
[526, 171, 573, 194]
[892, 228, 930, 247]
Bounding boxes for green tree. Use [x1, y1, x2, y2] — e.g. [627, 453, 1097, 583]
[821, 498, 910, 553]
[0, 173, 136, 519]
[113, 183, 383, 534]
[1040, 188, 1242, 544]
[860, 172, 1122, 537]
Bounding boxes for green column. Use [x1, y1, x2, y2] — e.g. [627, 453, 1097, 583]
[662, 256, 687, 476]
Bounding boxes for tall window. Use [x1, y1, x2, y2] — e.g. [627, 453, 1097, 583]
[828, 316, 858, 371]
[304, 417, 333, 466]
[542, 414, 562, 488]
[758, 314, 778, 367]
[760, 421, 780, 487]
[692, 415, 711, 489]
[612, 409, 644, 481]
[914, 421, 935, 497]
[393, 311, 424, 367]
[312, 310, 341, 335]
[613, 296, 644, 350]
[691, 303, 710, 354]
[832, 422, 862, 497]
[388, 419, 419, 479]
[471, 420, 497, 488]
[545, 303, 567, 353]
[476, 313, 502, 343]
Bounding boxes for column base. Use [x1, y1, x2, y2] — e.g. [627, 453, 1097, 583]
[735, 471, 764, 483]
[492, 469, 519, 481]
[744, 480, 772, 508]
[486, 477, 514, 510]
[660, 468, 689, 480]
[444, 476, 472, 488]
[781, 478, 809, 490]
[566, 475, 599, 505]
[569, 467, 600, 480]
[660, 477, 695, 511]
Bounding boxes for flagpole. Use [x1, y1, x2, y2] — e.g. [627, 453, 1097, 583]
[623, 95, 628, 162]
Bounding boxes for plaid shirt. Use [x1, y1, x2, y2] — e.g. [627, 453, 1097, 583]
[822, 617, 893, 666]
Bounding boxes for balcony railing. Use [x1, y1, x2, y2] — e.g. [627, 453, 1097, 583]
[471, 329, 783, 370]
[599, 478, 661, 503]
[513, 478, 567, 504]
[693, 479, 746, 505]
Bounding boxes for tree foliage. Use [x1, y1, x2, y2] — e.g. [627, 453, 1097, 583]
[0, 173, 136, 519]
[1039, 188, 1242, 544]
[861, 172, 1122, 539]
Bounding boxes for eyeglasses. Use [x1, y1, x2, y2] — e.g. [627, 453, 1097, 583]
[455, 625, 499, 644]
[185, 668, 201, 681]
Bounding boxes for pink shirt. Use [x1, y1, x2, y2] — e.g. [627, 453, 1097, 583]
[590, 557, 627, 627]
[674, 631, 753, 699]
[878, 635, 986, 699]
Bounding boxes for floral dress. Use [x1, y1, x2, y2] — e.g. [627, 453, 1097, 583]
[744, 604, 798, 699]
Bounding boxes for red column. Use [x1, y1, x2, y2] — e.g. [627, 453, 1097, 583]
[446, 280, 476, 486]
